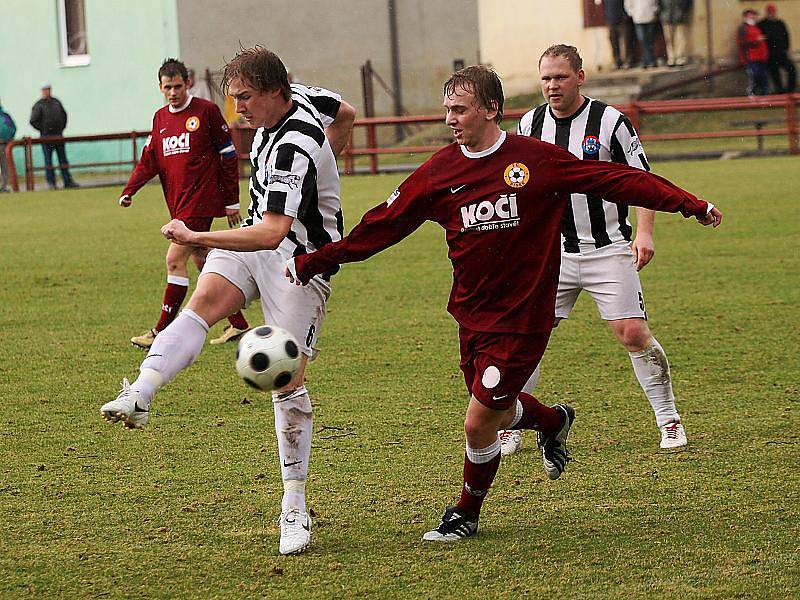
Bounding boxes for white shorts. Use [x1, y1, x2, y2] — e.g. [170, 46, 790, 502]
[201, 248, 331, 358]
[556, 241, 647, 321]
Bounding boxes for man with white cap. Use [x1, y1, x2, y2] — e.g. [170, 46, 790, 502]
[29, 83, 78, 189]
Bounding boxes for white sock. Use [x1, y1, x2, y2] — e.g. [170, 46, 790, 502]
[505, 398, 524, 430]
[521, 363, 541, 395]
[132, 308, 209, 406]
[466, 439, 501, 464]
[629, 337, 680, 428]
[272, 386, 313, 512]
[282, 480, 306, 513]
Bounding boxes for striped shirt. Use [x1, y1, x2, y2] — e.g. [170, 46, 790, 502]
[246, 83, 344, 271]
[517, 97, 649, 253]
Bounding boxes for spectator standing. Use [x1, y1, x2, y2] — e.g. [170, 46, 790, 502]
[660, 0, 693, 66]
[0, 99, 16, 192]
[605, 0, 638, 68]
[187, 68, 212, 101]
[758, 3, 796, 93]
[737, 9, 770, 96]
[625, 0, 660, 68]
[29, 84, 78, 189]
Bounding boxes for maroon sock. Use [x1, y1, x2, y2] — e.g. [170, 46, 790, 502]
[456, 449, 501, 519]
[515, 392, 562, 434]
[227, 310, 249, 330]
[155, 282, 188, 332]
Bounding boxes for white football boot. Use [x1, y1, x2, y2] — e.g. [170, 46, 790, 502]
[498, 429, 522, 456]
[278, 508, 311, 555]
[100, 378, 149, 430]
[660, 422, 688, 449]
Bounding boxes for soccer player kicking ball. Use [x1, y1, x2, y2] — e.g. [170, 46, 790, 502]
[120, 58, 250, 349]
[286, 65, 722, 542]
[499, 44, 691, 455]
[101, 47, 356, 556]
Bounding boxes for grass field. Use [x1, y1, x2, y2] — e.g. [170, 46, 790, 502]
[0, 157, 798, 598]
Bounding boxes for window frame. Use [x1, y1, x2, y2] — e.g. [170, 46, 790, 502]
[57, 0, 90, 67]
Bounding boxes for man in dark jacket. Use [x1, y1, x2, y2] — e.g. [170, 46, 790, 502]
[660, 0, 693, 66]
[758, 3, 796, 93]
[29, 84, 77, 189]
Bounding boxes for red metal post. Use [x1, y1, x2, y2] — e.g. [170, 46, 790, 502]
[24, 137, 34, 191]
[367, 122, 378, 174]
[786, 94, 799, 155]
[4, 141, 19, 192]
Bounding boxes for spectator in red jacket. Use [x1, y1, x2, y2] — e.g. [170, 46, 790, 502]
[737, 8, 770, 95]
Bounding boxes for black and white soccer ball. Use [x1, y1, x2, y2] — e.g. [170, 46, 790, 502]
[235, 326, 301, 391]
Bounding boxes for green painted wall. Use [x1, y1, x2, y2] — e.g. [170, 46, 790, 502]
[0, 0, 179, 181]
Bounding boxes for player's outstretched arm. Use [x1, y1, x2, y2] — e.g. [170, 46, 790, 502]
[162, 213, 293, 251]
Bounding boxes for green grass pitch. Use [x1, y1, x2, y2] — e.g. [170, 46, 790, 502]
[0, 156, 798, 598]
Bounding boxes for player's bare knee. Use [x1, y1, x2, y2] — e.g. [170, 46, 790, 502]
[612, 319, 651, 351]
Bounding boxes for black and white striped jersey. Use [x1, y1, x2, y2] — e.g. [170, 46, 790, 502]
[245, 83, 344, 269]
[517, 97, 649, 253]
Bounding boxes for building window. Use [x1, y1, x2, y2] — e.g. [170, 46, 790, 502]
[58, 0, 90, 66]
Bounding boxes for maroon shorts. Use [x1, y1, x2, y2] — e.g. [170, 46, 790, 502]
[181, 216, 214, 232]
[459, 327, 551, 410]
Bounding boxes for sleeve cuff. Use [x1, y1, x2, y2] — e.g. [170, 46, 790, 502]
[226, 203, 240, 210]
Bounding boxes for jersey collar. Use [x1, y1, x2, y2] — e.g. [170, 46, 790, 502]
[548, 96, 590, 125]
[460, 130, 506, 159]
[168, 95, 194, 113]
[264, 100, 299, 134]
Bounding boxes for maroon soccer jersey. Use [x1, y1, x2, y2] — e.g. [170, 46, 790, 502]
[123, 96, 239, 219]
[294, 132, 709, 334]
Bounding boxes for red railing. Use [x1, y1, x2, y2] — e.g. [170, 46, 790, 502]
[4, 131, 149, 192]
[339, 93, 800, 174]
[5, 94, 798, 190]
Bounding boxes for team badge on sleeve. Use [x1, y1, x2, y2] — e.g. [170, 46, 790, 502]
[503, 163, 529, 188]
[582, 135, 600, 155]
[185, 116, 200, 132]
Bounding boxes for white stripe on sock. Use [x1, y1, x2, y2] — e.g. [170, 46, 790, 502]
[466, 439, 501, 464]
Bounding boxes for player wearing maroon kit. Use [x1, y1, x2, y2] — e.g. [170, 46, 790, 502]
[285, 65, 722, 542]
[120, 59, 249, 349]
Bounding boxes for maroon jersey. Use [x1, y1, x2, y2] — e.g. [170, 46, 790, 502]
[295, 132, 709, 334]
[123, 96, 239, 219]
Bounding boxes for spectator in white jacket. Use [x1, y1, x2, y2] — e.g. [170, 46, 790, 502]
[625, 0, 660, 67]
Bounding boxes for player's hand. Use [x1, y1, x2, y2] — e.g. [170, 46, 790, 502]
[284, 257, 304, 286]
[632, 232, 655, 272]
[226, 207, 242, 228]
[696, 206, 723, 228]
[119, 195, 132, 207]
[161, 219, 195, 245]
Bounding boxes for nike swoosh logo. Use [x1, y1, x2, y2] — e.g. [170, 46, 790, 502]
[450, 185, 467, 194]
[283, 459, 303, 467]
[492, 394, 509, 401]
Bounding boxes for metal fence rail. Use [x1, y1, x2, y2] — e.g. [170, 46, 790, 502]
[4, 94, 798, 190]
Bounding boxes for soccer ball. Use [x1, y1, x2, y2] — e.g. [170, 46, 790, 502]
[235, 326, 302, 391]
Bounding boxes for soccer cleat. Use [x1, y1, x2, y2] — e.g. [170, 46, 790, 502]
[660, 422, 688, 449]
[422, 506, 478, 542]
[537, 404, 575, 480]
[209, 325, 250, 345]
[278, 508, 311, 555]
[498, 429, 522, 456]
[100, 378, 149, 430]
[131, 328, 157, 349]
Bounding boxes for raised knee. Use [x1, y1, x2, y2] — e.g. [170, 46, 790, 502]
[616, 321, 652, 351]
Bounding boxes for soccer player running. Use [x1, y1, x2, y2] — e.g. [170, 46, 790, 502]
[121, 58, 250, 349]
[499, 44, 688, 456]
[285, 65, 722, 542]
[101, 47, 356, 556]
